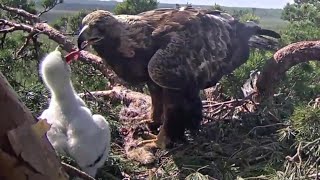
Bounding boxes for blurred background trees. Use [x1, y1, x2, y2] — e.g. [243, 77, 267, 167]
[113, 0, 158, 15]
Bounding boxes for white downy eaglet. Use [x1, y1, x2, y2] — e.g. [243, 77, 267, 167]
[39, 47, 111, 177]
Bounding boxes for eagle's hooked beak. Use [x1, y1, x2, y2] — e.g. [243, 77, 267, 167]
[77, 25, 104, 51]
[77, 25, 89, 50]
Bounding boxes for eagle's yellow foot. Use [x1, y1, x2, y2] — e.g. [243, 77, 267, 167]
[137, 127, 169, 149]
[137, 118, 161, 132]
[141, 131, 157, 140]
[137, 119, 158, 128]
[137, 138, 158, 149]
[137, 119, 154, 125]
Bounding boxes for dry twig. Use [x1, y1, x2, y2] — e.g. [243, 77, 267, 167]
[286, 142, 302, 164]
[61, 162, 96, 180]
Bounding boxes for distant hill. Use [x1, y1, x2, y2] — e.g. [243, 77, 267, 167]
[39, 0, 288, 31]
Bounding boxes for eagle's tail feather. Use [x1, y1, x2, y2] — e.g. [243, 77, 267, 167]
[250, 28, 282, 51]
[256, 29, 281, 39]
[249, 35, 281, 51]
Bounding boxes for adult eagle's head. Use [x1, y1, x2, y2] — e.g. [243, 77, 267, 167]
[77, 10, 121, 50]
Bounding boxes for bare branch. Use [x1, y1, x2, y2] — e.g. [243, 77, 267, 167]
[0, 4, 40, 23]
[0, 16, 124, 87]
[0, 4, 125, 87]
[242, 40, 320, 103]
[274, 41, 320, 62]
[0, 19, 41, 33]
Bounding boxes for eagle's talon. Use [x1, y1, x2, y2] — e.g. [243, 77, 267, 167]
[136, 138, 167, 150]
[137, 126, 170, 149]
[136, 139, 158, 148]
[137, 119, 161, 132]
[137, 119, 154, 125]
[141, 132, 158, 140]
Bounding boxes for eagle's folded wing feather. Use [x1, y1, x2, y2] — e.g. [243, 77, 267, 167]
[147, 33, 195, 90]
[148, 13, 233, 90]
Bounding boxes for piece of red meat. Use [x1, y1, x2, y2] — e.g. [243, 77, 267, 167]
[65, 50, 80, 64]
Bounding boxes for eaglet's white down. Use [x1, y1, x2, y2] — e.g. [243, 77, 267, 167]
[39, 47, 111, 177]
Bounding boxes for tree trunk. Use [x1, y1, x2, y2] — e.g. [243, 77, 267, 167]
[0, 71, 68, 180]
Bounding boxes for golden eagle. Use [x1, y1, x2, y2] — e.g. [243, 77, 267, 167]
[76, 7, 281, 149]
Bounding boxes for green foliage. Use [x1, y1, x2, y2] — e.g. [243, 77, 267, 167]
[277, 0, 320, 105]
[211, 3, 225, 12]
[68, 10, 90, 33]
[239, 13, 260, 23]
[291, 105, 320, 142]
[282, 1, 320, 25]
[271, 105, 320, 179]
[0, 32, 49, 115]
[113, 0, 158, 15]
[38, 0, 63, 17]
[232, 9, 260, 23]
[280, 21, 320, 44]
[40, 0, 63, 9]
[278, 62, 320, 104]
[52, 16, 68, 31]
[221, 50, 272, 97]
[51, 10, 90, 33]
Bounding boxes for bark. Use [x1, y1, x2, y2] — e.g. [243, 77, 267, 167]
[0, 71, 69, 180]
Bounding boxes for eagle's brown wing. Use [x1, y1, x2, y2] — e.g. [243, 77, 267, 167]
[148, 32, 190, 90]
[148, 12, 233, 90]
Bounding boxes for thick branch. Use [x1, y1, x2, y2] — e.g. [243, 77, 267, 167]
[248, 40, 320, 102]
